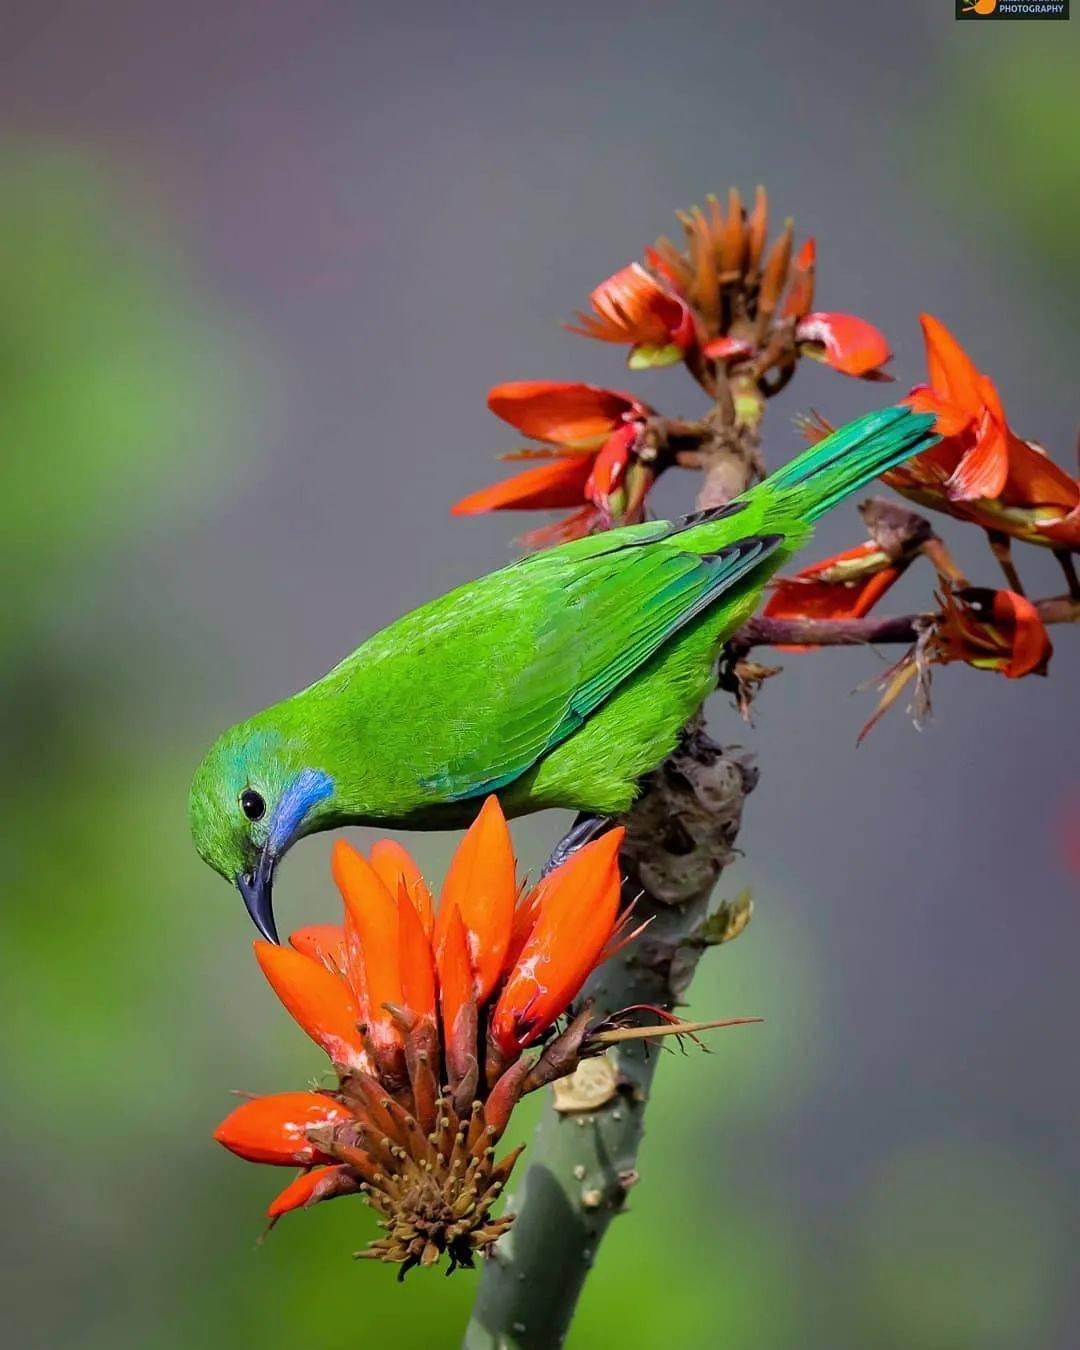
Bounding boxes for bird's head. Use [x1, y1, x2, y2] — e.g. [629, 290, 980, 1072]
[188, 718, 334, 943]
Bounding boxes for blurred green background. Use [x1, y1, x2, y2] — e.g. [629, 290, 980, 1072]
[3, 4, 1077, 1348]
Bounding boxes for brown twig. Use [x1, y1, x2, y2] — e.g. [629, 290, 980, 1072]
[730, 593, 1080, 655]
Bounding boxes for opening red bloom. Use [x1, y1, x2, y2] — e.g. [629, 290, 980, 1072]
[451, 380, 655, 545]
[763, 541, 904, 649]
[885, 314, 1080, 553]
[860, 582, 1053, 741]
[935, 586, 1052, 678]
[485, 381, 643, 448]
[566, 263, 697, 368]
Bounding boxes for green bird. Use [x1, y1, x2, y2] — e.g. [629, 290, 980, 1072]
[190, 405, 936, 940]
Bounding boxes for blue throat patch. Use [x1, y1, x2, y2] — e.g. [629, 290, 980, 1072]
[269, 769, 334, 854]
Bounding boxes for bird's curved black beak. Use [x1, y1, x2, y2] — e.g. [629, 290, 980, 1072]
[237, 848, 278, 944]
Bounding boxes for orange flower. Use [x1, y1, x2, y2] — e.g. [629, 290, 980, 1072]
[566, 263, 697, 369]
[885, 315, 1080, 552]
[860, 583, 1052, 740]
[934, 586, 1052, 678]
[214, 800, 640, 1275]
[451, 381, 654, 546]
[762, 541, 905, 649]
[216, 804, 754, 1271]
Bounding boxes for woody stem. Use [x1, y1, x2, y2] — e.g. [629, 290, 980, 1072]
[729, 593, 1080, 654]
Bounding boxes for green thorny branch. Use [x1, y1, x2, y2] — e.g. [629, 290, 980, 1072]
[462, 391, 768, 1350]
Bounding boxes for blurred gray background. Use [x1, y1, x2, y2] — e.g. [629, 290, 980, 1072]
[2, 3, 1077, 1347]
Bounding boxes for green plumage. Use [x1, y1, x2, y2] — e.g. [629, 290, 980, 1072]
[190, 406, 937, 890]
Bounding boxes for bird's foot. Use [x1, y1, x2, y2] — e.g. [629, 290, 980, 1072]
[541, 814, 617, 876]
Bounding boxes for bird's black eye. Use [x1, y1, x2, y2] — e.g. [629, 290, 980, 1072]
[240, 788, 266, 822]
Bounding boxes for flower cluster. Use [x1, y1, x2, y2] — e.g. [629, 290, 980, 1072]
[215, 800, 645, 1275]
[760, 311, 1075, 732]
[452, 189, 893, 547]
[574, 188, 891, 384]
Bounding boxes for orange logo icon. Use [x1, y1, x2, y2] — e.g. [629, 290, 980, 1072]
[962, 0, 997, 12]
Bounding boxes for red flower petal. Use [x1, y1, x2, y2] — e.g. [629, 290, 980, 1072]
[992, 590, 1053, 678]
[491, 828, 625, 1054]
[1002, 439, 1080, 513]
[486, 381, 641, 448]
[289, 924, 346, 975]
[897, 318, 1080, 544]
[908, 386, 972, 439]
[341, 911, 367, 1015]
[567, 263, 694, 350]
[796, 312, 891, 377]
[920, 313, 985, 414]
[436, 796, 516, 1002]
[643, 242, 688, 294]
[451, 455, 594, 516]
[331, 841, 402, 1048]
[437, 903, 474, 1058]
[945, 408, 1011, 502]
[370, 840, 435, 938]
[397, 880, 437, 1022]
[501, 884, 545, 985]
[763, 541, 902, 646]
[253, 942, 368, 1071]
[701, 335, 755, 361]
[585, 423, 637, 508]
[266, 1164, 359, 1219]
[517, 505, 600, 550]
[214, 1092, 352, 1166]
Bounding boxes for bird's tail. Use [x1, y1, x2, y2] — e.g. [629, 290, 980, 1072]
[744, 404, 938, 521]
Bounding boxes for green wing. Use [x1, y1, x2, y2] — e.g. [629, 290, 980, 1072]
[342, 519, 781, 803]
